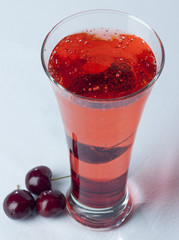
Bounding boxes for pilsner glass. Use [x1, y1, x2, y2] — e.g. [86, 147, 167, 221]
[41, 10, 164, 229]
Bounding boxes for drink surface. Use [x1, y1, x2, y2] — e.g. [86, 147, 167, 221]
[48, 29, 156, 99]
[48, 29, 156, 208]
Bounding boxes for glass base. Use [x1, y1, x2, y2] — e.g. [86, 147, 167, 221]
[66, 187, 133, 230]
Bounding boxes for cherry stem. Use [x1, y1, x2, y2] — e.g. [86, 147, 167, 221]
[51, 175, 71, 181]
[17, 185, 20, 190]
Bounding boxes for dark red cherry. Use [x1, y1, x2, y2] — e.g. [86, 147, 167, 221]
[25, 166, 52, 195]
[3, 189, 36, 220]
[36, 190, 66, 217]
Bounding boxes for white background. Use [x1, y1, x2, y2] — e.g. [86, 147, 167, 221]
[0, 0, 179, 239]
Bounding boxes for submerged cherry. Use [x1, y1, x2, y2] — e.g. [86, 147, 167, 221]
[36, 190, 66, 217]
[3, 188, 36, 220]
[25, 166, 52, 195]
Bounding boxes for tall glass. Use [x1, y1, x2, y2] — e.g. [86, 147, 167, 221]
[41, 10, 164, 229]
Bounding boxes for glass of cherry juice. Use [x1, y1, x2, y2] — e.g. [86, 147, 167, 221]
[41, 10, 164, 229]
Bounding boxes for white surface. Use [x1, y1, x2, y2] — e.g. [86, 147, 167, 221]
[0, 0, 179, 239]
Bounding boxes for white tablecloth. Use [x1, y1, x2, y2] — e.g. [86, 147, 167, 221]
[0, 0, 179, 239]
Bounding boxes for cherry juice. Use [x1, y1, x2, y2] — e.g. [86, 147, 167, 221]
[48, 29, 156, 208]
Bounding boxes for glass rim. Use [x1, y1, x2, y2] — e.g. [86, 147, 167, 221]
[41, 9, 165, 102]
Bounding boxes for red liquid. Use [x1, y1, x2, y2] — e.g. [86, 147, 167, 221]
[49, 31, 156, 99]
[48, 30, 156, 208]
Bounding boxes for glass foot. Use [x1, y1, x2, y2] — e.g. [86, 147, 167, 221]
[66, 187, 133, 230]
